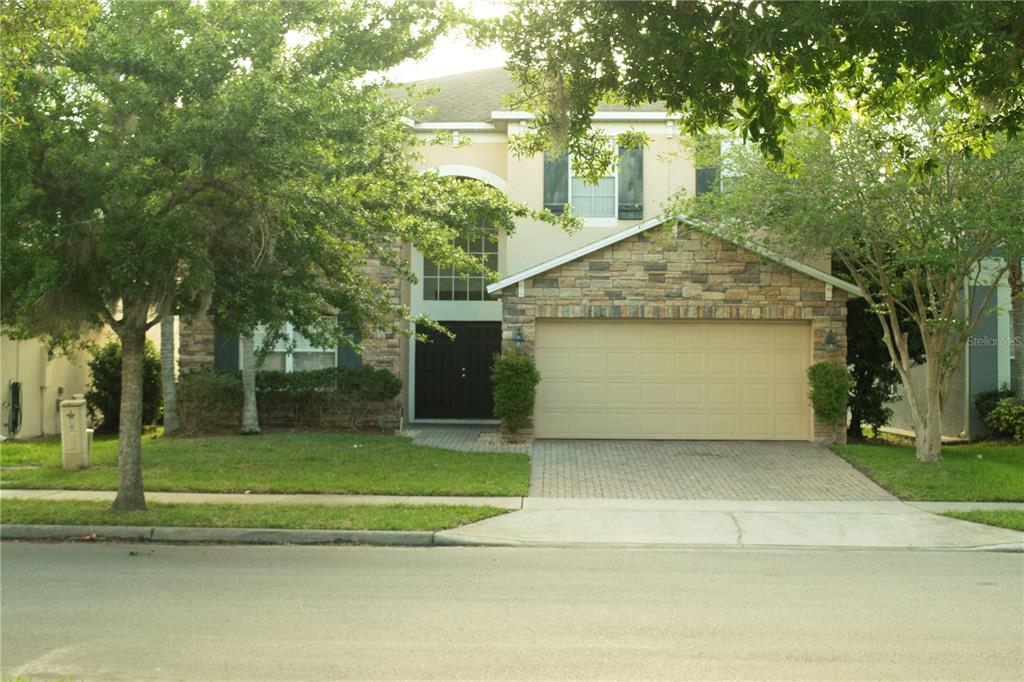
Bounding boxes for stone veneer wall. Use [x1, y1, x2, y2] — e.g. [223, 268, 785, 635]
[498, 228, 849, 444]
[177, 256, 403, 378]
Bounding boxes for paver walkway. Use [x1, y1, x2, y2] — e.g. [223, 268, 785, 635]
[404, 426, 894, 502]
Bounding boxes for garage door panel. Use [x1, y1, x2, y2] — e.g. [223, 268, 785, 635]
[674, 412, 708, 438]
[640, 352, 673, 377]
[675, 384, 706, 406]
[741, 352, 771, 376]
[774, 383, 804, 406]
[707, 353, 739, 376]
[707, 383, 739, 407]
[674, 352, 706, 377]
[571, 352, 606, 375]
[774, 414, 806, 439]
[707, 413, 741, 438]
[534, 320, 811, 440]
[742, 383, 771, 406]
[774, 352, 806, 378]
[606, 351, 639, 376]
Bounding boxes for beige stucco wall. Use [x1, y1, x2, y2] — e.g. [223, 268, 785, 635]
[1, 335, 93, 439]
[414, 126, 697, 278]
[417, 141, 508, 182]
[504, 127, 694, 274]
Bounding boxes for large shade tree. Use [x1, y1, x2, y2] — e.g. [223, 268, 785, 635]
[1, 0, 564, 510]
[490, 1, 1024, 165]
[685, 116, 1024, 461]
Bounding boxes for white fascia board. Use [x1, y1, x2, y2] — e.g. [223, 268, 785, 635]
[492, 110, 679, 121]
[487, 214, 864, 298]
[412, 121, 496, 131]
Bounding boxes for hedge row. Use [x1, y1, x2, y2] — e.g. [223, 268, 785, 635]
[177, 366, 401, 432]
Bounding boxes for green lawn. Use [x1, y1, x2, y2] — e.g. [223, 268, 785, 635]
[943, 510, 1024, 532]
[0, 498, 505, 531]
[834, 441, 1024, 501]
[0, 432, 529, 496]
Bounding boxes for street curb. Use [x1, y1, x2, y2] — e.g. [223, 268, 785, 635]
[0, 524, 447, 547]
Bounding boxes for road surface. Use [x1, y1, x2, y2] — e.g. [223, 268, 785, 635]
[2, 542, 1022, 680]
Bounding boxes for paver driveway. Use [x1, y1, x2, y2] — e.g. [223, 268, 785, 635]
[406, 426, 894, 501]
[529, 439, 894, 501]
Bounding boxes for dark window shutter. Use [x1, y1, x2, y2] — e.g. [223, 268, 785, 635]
[617, 146, 644, 219]
[696, 167, 719, 195]
[543, 152, 569, 214]
[336, 315, 362, 369]
[695, 136, 721, 196]
[213, 327, 239, 370]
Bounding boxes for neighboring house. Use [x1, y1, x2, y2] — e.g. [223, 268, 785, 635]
[178, 68, 856, 443]
[886, 264, 1018, 441]
[1, 324, 167, 439]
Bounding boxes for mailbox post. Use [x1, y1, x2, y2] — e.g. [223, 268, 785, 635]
[60, 393, 91, 470]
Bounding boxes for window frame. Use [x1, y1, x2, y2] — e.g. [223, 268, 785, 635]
[567, 156, 619, 227]
[247, 321, 339, 373]
[421, 228, 500, 303]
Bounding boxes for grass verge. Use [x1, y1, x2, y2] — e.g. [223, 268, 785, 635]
[0, 431, 529, 497]
[833, 441, 1024, 501]
[942, 510, 1024, 533]
[0, 499, 507, 532]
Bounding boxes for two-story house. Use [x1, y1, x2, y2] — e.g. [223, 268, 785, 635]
[179, 68, 858, 443]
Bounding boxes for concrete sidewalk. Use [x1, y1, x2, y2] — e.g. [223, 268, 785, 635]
[0, 489, 523, 509]
[4, 489, 1022, 551]
[435, 498, 1024, 550]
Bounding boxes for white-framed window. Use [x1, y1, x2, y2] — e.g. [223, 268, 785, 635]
[544, 147, 643, 226]
[570, 170, 617, 220]
[422, 228, 499, 301]
[251, 323, 337, 372]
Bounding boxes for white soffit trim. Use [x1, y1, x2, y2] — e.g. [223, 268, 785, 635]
[492, 110, 680, 121]
[486, 215, 864, 298]
[400, 117, 495, 131]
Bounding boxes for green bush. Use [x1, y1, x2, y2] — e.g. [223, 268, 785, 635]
[984, 398, 1024, 442]
[974, 386, 1013, 423]
[85, 340, 163, 432]
[177, 365, 401, 431]
[491, 353, 540, 434]
[807, 361, 853, 429]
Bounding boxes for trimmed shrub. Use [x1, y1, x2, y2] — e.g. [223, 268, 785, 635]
[491, 353, 540, 434]
[974, 386, 1013, 423]
[177, 365, 401, 432]
[984, 398, 1024, 442]
[85, 340, 163, 432]
[807, 361, 853, 430]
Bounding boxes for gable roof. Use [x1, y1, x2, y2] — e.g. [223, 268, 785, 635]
[396, 67, 666, 124]
[486, 214, 864, 297]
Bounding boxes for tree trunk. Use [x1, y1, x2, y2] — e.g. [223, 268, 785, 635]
[914, 362, 945, 462]
[847, 405, 864, 440]
[112, 323, 148, 511]
[241, 332, 260, 435]
[160, 314, 182, 434]
[1009, 259, 1023, 401]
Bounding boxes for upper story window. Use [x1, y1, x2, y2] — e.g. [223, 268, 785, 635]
[544, 147, 644, 223]
[423, 229, 499, 301]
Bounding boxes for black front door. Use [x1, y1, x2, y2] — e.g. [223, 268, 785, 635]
[415, 321, 501, 419]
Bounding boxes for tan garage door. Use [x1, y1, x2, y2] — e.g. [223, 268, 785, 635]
[534, 320, 812, 440]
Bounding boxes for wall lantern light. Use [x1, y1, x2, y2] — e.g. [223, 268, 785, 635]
[825, 330, 838, 353]
[513, 327, 525, 349]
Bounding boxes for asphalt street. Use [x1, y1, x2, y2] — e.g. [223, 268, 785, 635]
[1, 542, 1022, 681]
